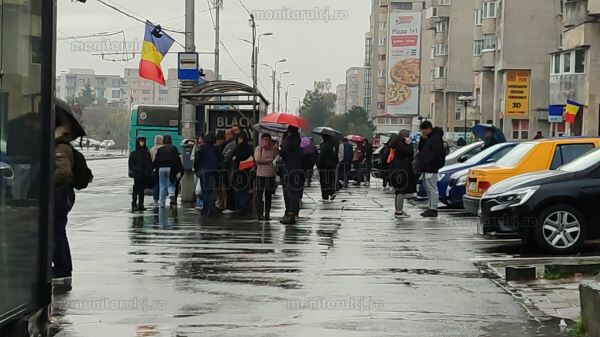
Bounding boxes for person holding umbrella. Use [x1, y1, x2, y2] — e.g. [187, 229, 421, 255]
[317, 134, 339, 201]
[471, 124, 506, 150]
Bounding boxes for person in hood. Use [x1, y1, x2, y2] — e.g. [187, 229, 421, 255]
[279, 126, 304, 224]
[232, 133, 254, 214]
[150, 135, 164, 204]
[194, 132, 224, 217]
[390, 130, 416, 218]
[317, 134, 339, 201]
[416, 121, 445, 218]
[153, 135, 183, 208]
[222, 129, 238, 211]
[53, 116, 76, 289]
[129, 137, 153, 211]
[483, 127, 500, 150]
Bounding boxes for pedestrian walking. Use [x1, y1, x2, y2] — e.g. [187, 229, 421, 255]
[363, 139, 373, 186]
[128, 137, 153, 211]
[150, 135, 163, 203]
[232, 133, 254, 214]
[380, 135, 396, 190]
[352, 141, 364, 185]
[415, 121, 446, 218]
[389, 130, 416, 218]
[338, 138, 353, 188]
[255, 133, 278, 220]
[154, 135, 183, 208]
[302, 138, 317, 187]
[279, 126, 305, 224]
[222, 129, 238, 211]
[317, 134, 339, 201]
[194, 132, 224, 217]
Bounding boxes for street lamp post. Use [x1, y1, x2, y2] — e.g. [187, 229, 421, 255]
[285, 83, 296, 113]
[458, 96, 476, 142]
[278, 71, 290, 112]
[292, 96, 301, 115]
[262, 58, 286, 112]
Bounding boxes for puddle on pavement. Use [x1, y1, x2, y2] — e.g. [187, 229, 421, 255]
[388, 267, 500, 279]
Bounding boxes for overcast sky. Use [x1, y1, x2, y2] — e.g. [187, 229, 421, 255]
[57, 0, 370, 106]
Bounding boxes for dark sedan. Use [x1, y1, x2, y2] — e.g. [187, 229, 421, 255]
[479, 148, 600, 253]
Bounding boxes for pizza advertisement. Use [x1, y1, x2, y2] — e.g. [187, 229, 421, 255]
[386, 12, 422, 116]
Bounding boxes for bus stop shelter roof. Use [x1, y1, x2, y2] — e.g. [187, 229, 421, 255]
[181, 80, 270, 107]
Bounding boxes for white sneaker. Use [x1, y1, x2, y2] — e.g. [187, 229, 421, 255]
[394, 212, 411, 219]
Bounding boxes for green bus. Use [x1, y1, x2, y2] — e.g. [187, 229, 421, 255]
[129, 104, 182, 152]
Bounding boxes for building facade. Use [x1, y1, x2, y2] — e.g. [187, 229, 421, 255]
[335, 84, 347, 115]
[346, 67, 366, 112]
[124, 68, 180, 108]
[549, 0, 600, 136]
[56, 68, 124, 105]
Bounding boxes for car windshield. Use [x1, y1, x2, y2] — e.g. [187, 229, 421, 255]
[464, 143, 505, 164]
[446, 142, 482, 161]
[495, 143, 536, 168]
[559, 148, 600, 172]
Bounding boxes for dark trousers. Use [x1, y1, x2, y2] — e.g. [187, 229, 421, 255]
[53, 186, 74, 278]
[153, 175, 159, 202]
[305, 169, 314, 187]
[283, 171, 305, 216]
[366, 161, 372, 182]
[132, 177, 145, 206]
[338, 161, 351, 187]
[200, 172, 217, 216]
[353, 161, 362, 184]
[319, 169, 336, 199]
[256, 176, 276, 216]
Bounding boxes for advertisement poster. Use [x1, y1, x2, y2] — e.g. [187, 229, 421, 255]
[505, 70, 531, 117]
[386, 12, 421, 116]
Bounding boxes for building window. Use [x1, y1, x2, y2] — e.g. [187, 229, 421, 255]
[379, 54, 386, 61]
[575, 49, 585, 73]
[455, 103, 462, 121]
[512, 119, 530, 140]
[396, 2, 413, 10]
[563, 52, 571, 73]
[482, 34, 497, 50]
[377, 102, 385, 109]
[435, 43, 447, 56]
[426, 6, 438, 18]
[142, 89, 151, 94]
[378, 69, 385, 78]
[473, 40, 483, 56]
[435, 20, 447, 33]
[112, 79, 121, 87]
[379, 20, 386, 29]
[439, 0, 450, 5]
[483, 1, 497, 18]
[552, 54, 561, 74]
[379, 37, 386, 46]
[434, 66, 446, 79]
[112, 90, 120, 98]
[431, 47, 436, 60]
[474, 9, 483, 25]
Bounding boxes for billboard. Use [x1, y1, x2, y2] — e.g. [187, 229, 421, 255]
[386, 12, 422, 116]
[504, 70, 531, 118]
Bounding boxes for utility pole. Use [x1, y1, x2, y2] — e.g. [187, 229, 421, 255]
[277, 79, 281, 112]
[214, 0, 222, 80]
[271, 70, 276, 112]
[180, 0, 197, 203]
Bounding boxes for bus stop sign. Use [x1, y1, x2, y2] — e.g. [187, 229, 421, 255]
[178, 52, 199, 82]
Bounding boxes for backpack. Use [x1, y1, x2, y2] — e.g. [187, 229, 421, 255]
[70, 146, 93, 190]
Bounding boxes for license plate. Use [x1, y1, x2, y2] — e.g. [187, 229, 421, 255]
[468, 182, 477, 191]
[477, 221, 484, 235]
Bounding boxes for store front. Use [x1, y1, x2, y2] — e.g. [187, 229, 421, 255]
[0, 0, 55, 334]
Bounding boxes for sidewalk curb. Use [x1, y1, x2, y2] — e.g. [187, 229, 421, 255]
[85, 156, 128, 161]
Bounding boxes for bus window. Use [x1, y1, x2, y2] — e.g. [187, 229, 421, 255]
[137, 106, 179, 127]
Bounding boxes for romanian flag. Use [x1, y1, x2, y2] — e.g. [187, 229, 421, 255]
[564, 99, 583, 124]
[139, 21, 174, 86]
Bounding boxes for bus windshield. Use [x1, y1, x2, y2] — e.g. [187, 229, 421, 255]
[136, 105, 179, 127]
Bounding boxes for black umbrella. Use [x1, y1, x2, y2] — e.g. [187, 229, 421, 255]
[56, 99, 86, 140]
[312, 127, 342, 137]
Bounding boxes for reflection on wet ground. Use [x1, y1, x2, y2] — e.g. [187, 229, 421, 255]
[51, 159, 572, 337]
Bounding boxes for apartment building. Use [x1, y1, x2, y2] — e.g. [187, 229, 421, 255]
[471, 0, 561, 140]
[549, 0, 600, 136]
[368, 0, 427, 135]
[424, 0, 476, 134]
[346, 67, 366, 111]
[56, 68, 124, 105]
[364, 32, 374, 117]
[335, 84, 347, 115]
[123, 68, 179, 108]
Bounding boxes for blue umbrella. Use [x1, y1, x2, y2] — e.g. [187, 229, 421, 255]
[471, 124, 506, 143]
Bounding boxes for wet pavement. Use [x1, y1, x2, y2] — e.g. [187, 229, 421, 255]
[51, 158, 570, 337]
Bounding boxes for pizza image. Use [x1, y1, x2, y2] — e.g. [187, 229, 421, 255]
[387, 82, 411, 105]
[390, 58, 420, 86]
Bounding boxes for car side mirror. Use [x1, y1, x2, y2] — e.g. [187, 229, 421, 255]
[458, 156, 468, 163]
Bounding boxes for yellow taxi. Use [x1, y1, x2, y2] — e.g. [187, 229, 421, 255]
[463, 137, 600, 214]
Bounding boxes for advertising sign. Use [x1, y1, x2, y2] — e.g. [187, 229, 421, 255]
[386, 12, 421, 116]
[505, 70, 531, 118]
[208, 109, 258, 142]
[548, 105, 564, 123]
[178, 52, 200, 82]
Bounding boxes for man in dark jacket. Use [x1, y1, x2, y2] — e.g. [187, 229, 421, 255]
[482, 128, 500, 150]
[194, 132, 224, 216]
[416, 121, 446, 218]
[279, 126, 304, 224]
[129, 137, 153, 211]
[363, 139, 373, 186]
[317, 135, 339, 201]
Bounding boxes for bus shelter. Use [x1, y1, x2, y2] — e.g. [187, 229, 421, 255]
[180, 80, 270, 142]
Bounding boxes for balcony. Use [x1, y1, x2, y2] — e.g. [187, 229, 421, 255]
[564, 0, 588, 28]
[482, 50, 495, 68]
[425, 6, 450, 30]
[473, 55, 483, 72]
[433, 78, 446, 90]
[482, 17, 496, 34]
[434, 55, 447, 67]
[435, 31, 448, 44]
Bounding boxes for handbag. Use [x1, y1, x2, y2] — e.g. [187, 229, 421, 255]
[239, 156, 255, 170]
[387, 149, 396, 164]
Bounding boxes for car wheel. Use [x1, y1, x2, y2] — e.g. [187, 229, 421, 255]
[534, 204, 587, 254]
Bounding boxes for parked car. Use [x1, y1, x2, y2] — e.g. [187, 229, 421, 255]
[480, 148, 600, 253]
[464, 137, 600, 215]
[417, 141, 507, 201]
[444, 141, 484, 166]
[432, 143, 517, 208]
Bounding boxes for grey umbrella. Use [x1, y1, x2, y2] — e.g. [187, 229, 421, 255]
[56, 99, 86, 140]
[312, 127, 342, 137]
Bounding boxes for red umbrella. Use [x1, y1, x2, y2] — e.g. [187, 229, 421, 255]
[261, 112, 308, 129]
[346, 135, 365, 143]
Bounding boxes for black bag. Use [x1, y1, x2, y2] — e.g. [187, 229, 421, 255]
[70, 147, 93, 190]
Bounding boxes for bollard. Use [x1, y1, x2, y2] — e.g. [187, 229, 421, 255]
[580, 281, 600, 337]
